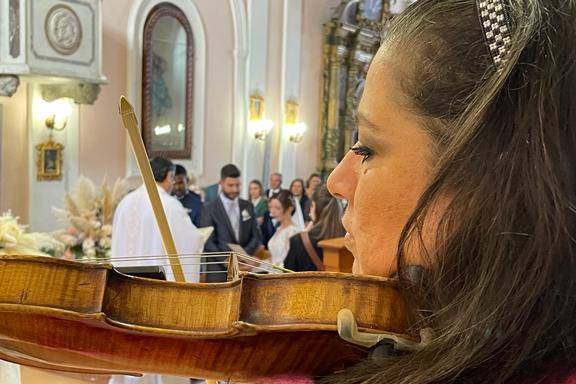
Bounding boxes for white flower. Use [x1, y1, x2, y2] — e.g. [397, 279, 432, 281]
[82, 238, 95, 252]
[59, 234, 78, 247]
[99, 236, 112, 250]
[0, 211, 58, 256]
[84, 248, 96, 259]
[101, 224, 112, 236]
[91, 220, 101, 229]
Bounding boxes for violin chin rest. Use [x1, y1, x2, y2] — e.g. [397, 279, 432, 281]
[337, 308, 433, 352]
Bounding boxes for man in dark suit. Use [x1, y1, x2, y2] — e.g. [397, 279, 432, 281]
[173, 164, 202, 227]
[200, 164, 262, 282]
[265, 172, 284, 198]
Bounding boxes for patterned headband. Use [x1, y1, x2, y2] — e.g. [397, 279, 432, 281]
[477, 0, 512, 71]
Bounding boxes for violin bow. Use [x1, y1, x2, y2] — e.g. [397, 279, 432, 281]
[118, 96, 186, 282]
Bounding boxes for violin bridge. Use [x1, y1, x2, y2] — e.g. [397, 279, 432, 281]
[337, 308, 433, 352]
[226, 252, 240, 281]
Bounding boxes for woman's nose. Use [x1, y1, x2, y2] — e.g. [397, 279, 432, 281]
[327, 151, 358, 203]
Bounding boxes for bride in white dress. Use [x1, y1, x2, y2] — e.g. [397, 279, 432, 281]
[267, 190, 301, 267]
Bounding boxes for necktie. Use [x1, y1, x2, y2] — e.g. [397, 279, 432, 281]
[227, 200, 240, 241]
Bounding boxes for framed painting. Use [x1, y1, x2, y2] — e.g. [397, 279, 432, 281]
[36, 140, 64, 181]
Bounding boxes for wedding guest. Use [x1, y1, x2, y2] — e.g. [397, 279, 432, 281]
[290, 178, 311, 224]
[249, 180, 268, 225]
[200, 164, 261, 282]
[265, 172, 284, 198]
[284, 185, 345, 272]
[305, 173, 322, 198]
[173, 164, 202, 227]
[267, 190, 300, 267]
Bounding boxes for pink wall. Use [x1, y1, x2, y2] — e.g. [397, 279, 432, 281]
[78, 0, 133, 183]
[0, 86, 29, 219]
[195, 0, 235, 185]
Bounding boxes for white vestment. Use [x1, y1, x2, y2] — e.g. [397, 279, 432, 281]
[0, 361, 19, 384]
[110, 185, 201, 384]
[111, 184, 203, 282]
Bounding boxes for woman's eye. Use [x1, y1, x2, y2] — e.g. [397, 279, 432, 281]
[350, 145, 374, 163]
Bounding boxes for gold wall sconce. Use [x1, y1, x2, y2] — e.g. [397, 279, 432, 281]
[284, 99, 306, 143]
[249, 93, 273, 141]
[43, 99, 72, 132]
[35, 98, 72, 181]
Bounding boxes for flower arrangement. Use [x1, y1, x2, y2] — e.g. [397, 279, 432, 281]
[0, 211, 64, 256]
[52, 176, 129, 260]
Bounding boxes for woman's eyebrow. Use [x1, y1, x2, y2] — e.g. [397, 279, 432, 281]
[357, 111, 380, 131]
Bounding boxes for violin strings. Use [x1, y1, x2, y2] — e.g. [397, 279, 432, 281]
[77, 251, 292, 274]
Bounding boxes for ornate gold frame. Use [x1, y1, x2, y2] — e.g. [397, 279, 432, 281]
[36, 139, 64, 181]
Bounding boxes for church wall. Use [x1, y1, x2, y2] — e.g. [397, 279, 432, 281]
[250, 0, 339, 191]
[77, 0, 133, 183]
[80, 0, 235, 187]
[0, 0, 338, 223]
[0, 85, 29, 220]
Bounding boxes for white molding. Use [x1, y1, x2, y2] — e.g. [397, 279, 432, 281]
[229, 0, 250, 189]
[125, 0, 206, 178]
[245, 0, 269, 192]
[278, 0, 302, 183]
[27, 84, 79, 232]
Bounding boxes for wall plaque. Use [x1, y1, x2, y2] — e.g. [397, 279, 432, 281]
[45, 5, 82, 56]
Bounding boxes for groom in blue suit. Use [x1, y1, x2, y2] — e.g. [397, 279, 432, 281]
[200, 164, 262, 282]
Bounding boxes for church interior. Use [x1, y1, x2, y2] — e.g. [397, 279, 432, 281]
[0, 0, 415, 383]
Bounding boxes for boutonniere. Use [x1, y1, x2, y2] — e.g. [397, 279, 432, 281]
[241, 209, 251, 221]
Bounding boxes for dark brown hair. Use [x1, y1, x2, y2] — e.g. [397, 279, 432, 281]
[249, 179, 264, 196]
[220, 164, 240, 180]
[290, 178, 307, 197]
[269, 190, 294, 214]
[324, 0, 576, 383]
[311, 185, 345, 240]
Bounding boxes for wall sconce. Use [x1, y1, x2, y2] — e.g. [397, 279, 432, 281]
[35, 98, 71, 181]
[284, 99, 306, 143]
[248, 93, 273, 141]
[40, 98, 73, 133]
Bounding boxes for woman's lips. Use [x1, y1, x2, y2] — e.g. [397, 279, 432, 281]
[344, 232, 355, 251]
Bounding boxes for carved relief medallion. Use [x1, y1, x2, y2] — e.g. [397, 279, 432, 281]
[45, 5, 82, 55]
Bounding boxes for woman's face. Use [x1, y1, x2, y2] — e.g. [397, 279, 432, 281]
[291, 182, 303, 197]
[309, 176, 321, 191]
[268, 199, 285, 220]
[327, 51, 433, 277]
[249, 183, 261, 200]
[309, 201, 317, 222]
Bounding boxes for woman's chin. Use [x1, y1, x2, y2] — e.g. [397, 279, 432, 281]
[351, 259, 362, 274]
[344, 232, 355, 251]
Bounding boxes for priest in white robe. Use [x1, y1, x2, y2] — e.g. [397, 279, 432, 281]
[110, 158, 202, 384]
[111, 156, 203, 282]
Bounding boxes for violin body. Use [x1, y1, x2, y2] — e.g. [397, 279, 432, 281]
[0, 255, 408, 381]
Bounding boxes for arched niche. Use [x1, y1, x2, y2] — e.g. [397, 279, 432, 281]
[126, 0, 206, 177]
[142, 3, 194, 159]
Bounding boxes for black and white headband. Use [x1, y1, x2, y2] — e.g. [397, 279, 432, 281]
[477, 0, 512, 71]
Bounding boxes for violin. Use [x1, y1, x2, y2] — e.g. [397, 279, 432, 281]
[0, 253, 411, 381]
